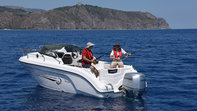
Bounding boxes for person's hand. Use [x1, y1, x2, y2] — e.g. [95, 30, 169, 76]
[90, 59, 94, 63]
[116, 58, 121, 61]
[126, 53, 132, 56]
[92, 59, 99, 64]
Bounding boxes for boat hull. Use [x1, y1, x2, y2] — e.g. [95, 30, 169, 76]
[21, 62, 123, 98]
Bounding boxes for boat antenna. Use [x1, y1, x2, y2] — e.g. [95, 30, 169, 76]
[19, 46, 39, 56]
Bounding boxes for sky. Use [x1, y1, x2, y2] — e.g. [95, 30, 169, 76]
[0, 0, 197, 29]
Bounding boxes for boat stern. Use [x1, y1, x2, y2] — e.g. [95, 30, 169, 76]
[121, 72, 147, 98]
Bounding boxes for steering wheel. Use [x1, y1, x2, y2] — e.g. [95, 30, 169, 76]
[72, 49, 78, 59]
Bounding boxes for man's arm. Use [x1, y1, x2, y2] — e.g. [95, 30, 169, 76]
[110, 55, 121, 61]
[83, 56, 94, 63]
[122, 48, 132, 56]
[125, 53, 132, 56]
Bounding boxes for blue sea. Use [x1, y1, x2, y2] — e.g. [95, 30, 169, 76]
[0, 29, 197, 111]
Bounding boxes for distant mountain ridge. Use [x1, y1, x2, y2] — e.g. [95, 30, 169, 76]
[0, 4, 170, 30]
[4, 6, 45, 12]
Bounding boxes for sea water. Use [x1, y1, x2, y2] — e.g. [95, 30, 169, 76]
[0, 29, 197, 111]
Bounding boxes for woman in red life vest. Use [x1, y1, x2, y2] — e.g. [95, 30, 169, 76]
[82, 42, 99, 78]
[110, 43, 132, 68]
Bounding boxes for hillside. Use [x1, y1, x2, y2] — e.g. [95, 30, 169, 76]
[4, 6, 45, 12]
[0, 4, 170, 30]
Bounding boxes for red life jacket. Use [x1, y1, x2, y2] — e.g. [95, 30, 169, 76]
[82, 48, 93, 65]
[113, 48, 122, 58]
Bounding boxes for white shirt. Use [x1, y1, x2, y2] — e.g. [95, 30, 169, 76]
[110, 48, 127, 57]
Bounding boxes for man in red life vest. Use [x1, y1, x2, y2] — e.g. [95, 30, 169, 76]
[110, 43, 132, 68]
[82, 42, 99, 78]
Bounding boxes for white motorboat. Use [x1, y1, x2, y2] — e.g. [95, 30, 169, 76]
[19, 44, 147, 98]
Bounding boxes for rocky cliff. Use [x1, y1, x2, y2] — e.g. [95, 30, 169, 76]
[0, 4, 170, 30]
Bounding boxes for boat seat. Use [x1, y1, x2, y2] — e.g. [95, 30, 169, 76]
[62, 54, 73, 64]
[56, 52, 64, 58]
[77, 59, 82, 63]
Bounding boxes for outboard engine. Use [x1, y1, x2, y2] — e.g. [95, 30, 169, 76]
[122, 73, 147, 98]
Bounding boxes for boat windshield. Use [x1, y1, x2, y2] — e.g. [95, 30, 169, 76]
[39, 44, 82, 57]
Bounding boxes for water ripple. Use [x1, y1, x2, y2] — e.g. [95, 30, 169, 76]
[1, 30, 197, 111]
